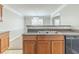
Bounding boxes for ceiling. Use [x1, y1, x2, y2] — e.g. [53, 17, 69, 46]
[5, 4, 62, 16]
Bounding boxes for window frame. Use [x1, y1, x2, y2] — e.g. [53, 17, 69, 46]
[31, 17, 43, 25]
[52, 16, 61, 25]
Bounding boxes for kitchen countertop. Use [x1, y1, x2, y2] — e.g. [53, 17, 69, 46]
[0, 31, 9, 34]
[26, 25, 71, 27]
[23, 31, 79, 35]
[0, 31, 5, 34]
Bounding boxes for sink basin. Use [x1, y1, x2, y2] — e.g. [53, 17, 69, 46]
[37, 31, 58, 34]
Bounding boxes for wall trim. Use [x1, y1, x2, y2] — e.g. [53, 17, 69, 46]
[51, 4, 67, 17]
[50, 4, 67, 25]
[3, 4, 23, 16]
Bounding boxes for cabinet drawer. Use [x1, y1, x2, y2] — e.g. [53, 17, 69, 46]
[0, 5, 3, 8]
[23, 35, 36, 40]
[0, 32, 9, 38]
[38, 35, 51, 40]
[37, 35, 64, 40]
[51, 35, 64, 41]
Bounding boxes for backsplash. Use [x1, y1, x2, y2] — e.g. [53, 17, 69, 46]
[26, 25, 72, 33]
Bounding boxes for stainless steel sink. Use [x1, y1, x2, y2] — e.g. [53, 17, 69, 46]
[37, 31, 58, 34]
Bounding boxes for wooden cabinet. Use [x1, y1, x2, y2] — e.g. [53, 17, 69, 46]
[0, 32, 9, 53]
[37, 35, 51, 54]
[38, 35, 50, 40]
[23, 35, 36, 54]
[23, 35, 64, 54]
[37, 41, 50, 54]
[0, 4, 3, 22]
[23, 35, 36, 40]
[52, 41, 64, 54]
[23, 41, 36, 54]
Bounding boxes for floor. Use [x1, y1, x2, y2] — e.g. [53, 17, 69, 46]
[3, 50, 22, 54]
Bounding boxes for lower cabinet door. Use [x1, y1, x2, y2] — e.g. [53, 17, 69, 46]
[52, 41, 64, 54]
[37, 41, 50, 54]
[0, 39, 1, 53]
[23, 40, 36, 54]
[1, 37, 9, 53]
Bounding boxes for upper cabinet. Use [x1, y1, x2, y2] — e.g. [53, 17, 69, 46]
[0, 4, 3, 22]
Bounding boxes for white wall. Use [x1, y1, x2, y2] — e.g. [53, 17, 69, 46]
[60, 5, 79, 29]
[0, 7, 24, 49]
[0, 7, 24, 31]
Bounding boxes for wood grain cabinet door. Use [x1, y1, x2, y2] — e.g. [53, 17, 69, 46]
[0, 5, 3, 22]
[37, 41, 50, 54]
[52, 41, 64, 54]
[1, 37, 6, 52]
[0, 38, 1, 53]
[0, 34, 9, 53]
[23, 41, 36, 54]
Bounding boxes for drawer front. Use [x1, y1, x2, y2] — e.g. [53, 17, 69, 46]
[0, 32, 9, 38]
[37, 35, 51, 40]
[37, 35, 64, 40]
[51, 35, 64, 41]
[23, 35, 36, 40]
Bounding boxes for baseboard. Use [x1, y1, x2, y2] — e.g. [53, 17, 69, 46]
[8, 49, 22, 50]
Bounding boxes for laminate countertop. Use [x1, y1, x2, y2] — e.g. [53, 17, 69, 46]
[0, 31, 5, 34]
[0, 31, 9, 34]
[23, 31, 79, 36]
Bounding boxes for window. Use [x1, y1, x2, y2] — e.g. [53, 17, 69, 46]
[32, 17, 43, 25]
[53, 16, 61, 25]
[54, 19, 60, 25]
